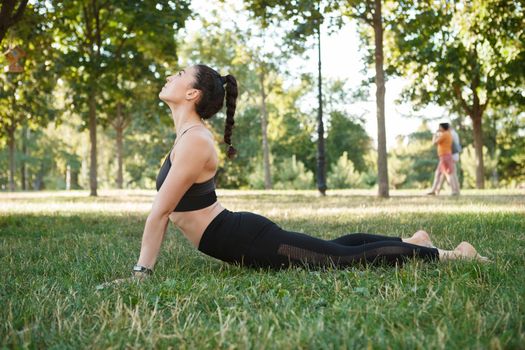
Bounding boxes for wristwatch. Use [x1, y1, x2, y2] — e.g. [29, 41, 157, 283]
[132, 264, 153, 276]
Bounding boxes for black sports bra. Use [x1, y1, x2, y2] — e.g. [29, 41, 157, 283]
[155, 150, 217, 212]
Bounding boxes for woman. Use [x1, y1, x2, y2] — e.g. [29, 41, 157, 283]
[427, 123, 460, 196]
[132, 64, 487, 278]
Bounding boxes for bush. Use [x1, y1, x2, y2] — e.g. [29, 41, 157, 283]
[327, 151, 364, 189]
[274, 155, 314, 190]
[388, 153, 410, 189]
[247, 161, 266, 190]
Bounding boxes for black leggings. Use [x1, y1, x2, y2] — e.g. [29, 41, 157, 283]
[198, 209, 439, 269]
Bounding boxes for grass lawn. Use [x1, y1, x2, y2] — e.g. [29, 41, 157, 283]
[1, 189, 524, 349]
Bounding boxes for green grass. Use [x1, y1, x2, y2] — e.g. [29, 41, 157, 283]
[1, 189, 524, 349]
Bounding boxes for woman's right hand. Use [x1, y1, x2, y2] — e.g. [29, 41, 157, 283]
[95, 273, 149, 290]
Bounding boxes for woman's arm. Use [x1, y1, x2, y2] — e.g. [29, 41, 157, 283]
[135, 133, 212, 270]
[432, 131, 442, 145]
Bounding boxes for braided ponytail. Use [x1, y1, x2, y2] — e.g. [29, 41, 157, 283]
[222, 74, 238, 159]
[192, 65, 239, 159]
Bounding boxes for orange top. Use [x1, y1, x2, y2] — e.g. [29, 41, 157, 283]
[436, 131, 452, 156]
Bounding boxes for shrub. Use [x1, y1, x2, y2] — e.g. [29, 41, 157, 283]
[274, 155, 314, 189]
[327, 152, 364, 189]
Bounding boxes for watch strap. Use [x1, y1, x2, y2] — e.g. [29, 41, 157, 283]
[132, 264, 153, 275]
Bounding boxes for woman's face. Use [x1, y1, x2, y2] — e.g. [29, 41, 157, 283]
[159, 66, 199, 104]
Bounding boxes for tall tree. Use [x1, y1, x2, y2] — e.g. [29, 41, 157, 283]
[110, 103, 129, 189]
[101, 25, 174, 189]
[256, 61, 273, 189]
[388, 0, 524, 189]
[53, 0, 190, 196]
[246, 37, 285, 190]
[314, 12, 327, 195]
[247, 0, 392, 197]
[340, 0, 390, 197]
[0, 2, 57, 191]
[244, 0, 337, 195]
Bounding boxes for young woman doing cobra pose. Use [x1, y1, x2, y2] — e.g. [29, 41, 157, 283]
[132, 65, 488, 277]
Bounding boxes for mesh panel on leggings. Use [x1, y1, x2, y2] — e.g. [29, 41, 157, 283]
[277, 244, 433, 267]
[277, 244, 336, 266]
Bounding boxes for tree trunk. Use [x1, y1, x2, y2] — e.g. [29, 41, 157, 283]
[316, 23, 327, 196]
[88, 88, 98, 196]
[34, 162, 45, 190]
[21, 125, 27, 190]
[116, 127, 124, 189]
[471, 111, 485, 189]
[373, 0, 389, 198]
[116, 103, 124, 189]
[7, 126, 15, 192]
[491, 116, 498, 187]
[258, 71, 272, 190]
[71, 169, 80, 189]
[66, 164, 71, 190]
[0, 0, 29, 45]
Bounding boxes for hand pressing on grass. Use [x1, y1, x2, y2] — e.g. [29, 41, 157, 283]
[95, 267, 152, 290]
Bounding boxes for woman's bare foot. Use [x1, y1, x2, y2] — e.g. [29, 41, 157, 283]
[455, 242, 490, 262]
[438, 242, 490, 262]
[403, 230, 434, 248]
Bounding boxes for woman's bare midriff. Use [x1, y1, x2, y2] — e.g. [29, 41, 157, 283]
[168, 201, 226, 248]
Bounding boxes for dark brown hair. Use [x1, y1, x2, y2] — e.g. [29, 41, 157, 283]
[439, 122, 450, 130]
[192, 64, 238, 159]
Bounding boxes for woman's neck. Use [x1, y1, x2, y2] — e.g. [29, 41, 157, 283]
[169, 103, 204, 135]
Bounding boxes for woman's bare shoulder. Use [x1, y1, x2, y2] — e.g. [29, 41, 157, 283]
[173, 127, 216, 160]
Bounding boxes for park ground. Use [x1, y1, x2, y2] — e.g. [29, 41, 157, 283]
[1, 189, 524, 349]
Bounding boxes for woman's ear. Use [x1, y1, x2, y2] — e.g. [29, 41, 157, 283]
[186, 88, 201, 101]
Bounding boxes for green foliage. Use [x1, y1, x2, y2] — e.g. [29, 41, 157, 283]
[388, 0, 523, 111]
[0, 2, 60, 190]
[387, 152, 410, 190]
[244, 0, 342, 50]
[323, 79, 372, 174]
[386, 122, 440, 189]
[0, 122, 82, 191]
[387, 0, 525, 188]
[178, 15, 323, 189]
[461, 145, 498, 189]
[403, 131, 436, 187]
[47, 0, 192, 194]
[0, 2, 58, 142]
[1, 0, 523, 192]
[267, 77, 317, 174]
[327, 151, 364, 189]
[123, 116, 175, 189]
[216, 106, 263, 189]
[273, 155, 314, 190]
[483, 108, 525, 186]
[247, 161, 266, 189]
[326, 110, 370, 173]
